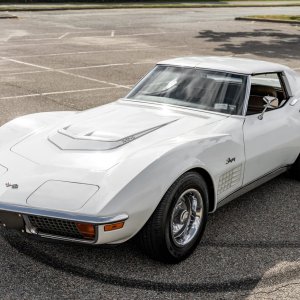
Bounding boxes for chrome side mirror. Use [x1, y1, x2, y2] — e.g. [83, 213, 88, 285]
[258, 96, 279, 120]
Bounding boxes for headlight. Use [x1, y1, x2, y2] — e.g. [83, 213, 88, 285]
[27, 180, 99, 211]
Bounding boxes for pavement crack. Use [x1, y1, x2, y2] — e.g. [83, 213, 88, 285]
[241, 281, 300, 297]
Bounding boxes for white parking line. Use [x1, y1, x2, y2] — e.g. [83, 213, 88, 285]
[0, 62, 155, 77]
[58, 32, 70, 40]
[133, 62, 155, 65]
[0, 70, 50, 76]
[42, 86, 124, 95]
[0, 30, 187, 45]
[61, 61, 154, 70]
[6, 45, 187, 59]
[75, 31, 185, 40]
[0, 86, 124, 101]
[13, 37, 61, 42]
[0, 42, 69, 48]
[0, 93, 41, 100]
[58, 70, 130, 89]
[62, 62, 132, 70]
[1, 56, 131, 89]
[22, 30, 112, 36]
[2, 57, 52, 71]
[0, 30, 117, 43]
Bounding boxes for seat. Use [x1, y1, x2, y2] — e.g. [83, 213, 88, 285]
[247, 85, 277, 115]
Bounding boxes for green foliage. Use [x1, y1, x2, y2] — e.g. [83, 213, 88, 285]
[248, 14, 300, 21]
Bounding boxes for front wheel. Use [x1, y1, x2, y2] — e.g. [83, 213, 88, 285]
[138, 171, 209, 263]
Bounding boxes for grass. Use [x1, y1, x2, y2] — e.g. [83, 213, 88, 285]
[244, 14, 300, 21]
[1, 0, 300, 3]
[1, 1, 300, 11]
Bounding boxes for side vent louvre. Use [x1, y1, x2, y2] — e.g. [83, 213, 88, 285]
[218, 164, 242, 195]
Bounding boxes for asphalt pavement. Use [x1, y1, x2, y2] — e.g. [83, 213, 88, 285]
[0, 7, 299, 299]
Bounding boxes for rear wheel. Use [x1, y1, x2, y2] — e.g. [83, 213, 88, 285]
[138, 171, 209, 263]
[291, 155, 300, 180]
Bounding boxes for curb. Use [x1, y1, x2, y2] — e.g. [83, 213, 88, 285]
[235, 17, 300, 24]
[1, 3, 300, 12]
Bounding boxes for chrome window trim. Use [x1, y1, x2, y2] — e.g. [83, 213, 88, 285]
[242, 75, 251, 116]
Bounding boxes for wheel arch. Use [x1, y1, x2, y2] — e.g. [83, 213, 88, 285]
[187, 167, 216, 213]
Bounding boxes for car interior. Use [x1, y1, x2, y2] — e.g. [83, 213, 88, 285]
[246, 73, 288, 116]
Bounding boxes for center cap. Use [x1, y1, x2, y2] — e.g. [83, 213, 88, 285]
[180, 210, 189, 223]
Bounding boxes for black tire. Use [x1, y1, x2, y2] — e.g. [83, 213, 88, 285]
[138, 171, 209, 263]
[291, 155, 300, 180]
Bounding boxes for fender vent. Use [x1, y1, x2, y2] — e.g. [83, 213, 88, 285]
[218, 164, 242, 195]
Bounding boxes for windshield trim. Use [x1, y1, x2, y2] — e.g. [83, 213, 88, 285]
[120, 98, 246, 119]
[157, 64, 249, 76]
[125, 65, 249, 116]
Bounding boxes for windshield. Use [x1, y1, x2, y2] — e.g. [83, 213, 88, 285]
[126, 66, 248, 115]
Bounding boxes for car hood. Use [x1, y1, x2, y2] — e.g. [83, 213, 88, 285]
[11, 100, 227, 171]
[48, 102, 179, 151]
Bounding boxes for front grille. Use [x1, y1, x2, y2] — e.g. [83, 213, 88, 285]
[28, 215, 85, 240]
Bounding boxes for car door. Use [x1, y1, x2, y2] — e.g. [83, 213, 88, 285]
[243, 72, 300, 185]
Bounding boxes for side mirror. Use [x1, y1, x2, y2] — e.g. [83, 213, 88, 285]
[258, 96, 279, 120]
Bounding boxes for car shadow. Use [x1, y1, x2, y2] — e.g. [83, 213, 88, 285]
[1, 173, 299, 297]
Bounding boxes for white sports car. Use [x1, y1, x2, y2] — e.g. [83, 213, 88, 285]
[0, 56, 299, 263]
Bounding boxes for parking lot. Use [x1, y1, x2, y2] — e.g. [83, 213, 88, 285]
[0, 6, 299, 299]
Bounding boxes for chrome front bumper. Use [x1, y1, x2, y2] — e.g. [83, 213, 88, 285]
[0, 202, 128, 244]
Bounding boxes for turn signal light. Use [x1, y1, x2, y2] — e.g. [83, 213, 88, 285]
[104, 222, 124, 232]
[76, 223, 95, 239]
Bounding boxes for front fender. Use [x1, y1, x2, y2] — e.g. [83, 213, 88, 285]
[82, 134, 233, 243]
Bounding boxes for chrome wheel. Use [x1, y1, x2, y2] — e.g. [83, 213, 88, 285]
[139, 171, 208, 263]
[170, 188, 203, 247]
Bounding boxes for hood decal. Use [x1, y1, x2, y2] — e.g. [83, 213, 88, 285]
[48, 119, 178, 151]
